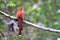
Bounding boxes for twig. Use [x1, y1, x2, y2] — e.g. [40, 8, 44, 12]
[0, 30, 4, 37]
[0, 11, 60, 33]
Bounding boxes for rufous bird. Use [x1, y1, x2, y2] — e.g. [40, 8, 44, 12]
[16, 8, 24, 36]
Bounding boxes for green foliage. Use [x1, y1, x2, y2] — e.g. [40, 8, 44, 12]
[0, 16, 6, 31]
[8, 1, 16, 8]
[55, 0, 60, 6]
[0, 0, 60, 40]
[33, 0, 38, 3]
[0, 1, 5, 10]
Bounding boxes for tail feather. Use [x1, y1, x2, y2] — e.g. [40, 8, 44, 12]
[18, 18, 23, 35]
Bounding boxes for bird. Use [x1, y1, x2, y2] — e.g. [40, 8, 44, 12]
[16, 8, 24, 36]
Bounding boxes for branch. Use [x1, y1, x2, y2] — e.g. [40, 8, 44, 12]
[0, 11, 60, 33]
[0, 30, 4, 37]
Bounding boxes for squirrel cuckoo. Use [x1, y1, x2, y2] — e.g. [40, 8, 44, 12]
[16, 8, 24, 36]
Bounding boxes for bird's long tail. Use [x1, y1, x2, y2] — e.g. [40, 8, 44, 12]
[18, 18, 23, 35]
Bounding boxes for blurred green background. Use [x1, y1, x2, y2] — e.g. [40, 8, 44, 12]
[0, 0, 60, 40]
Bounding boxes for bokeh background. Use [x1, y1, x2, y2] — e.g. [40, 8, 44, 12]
[0, 0, 60, 40]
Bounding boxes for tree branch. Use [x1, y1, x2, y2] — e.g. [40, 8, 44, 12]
[0, 11, 60, 33]
[0, 30, 4, 37]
